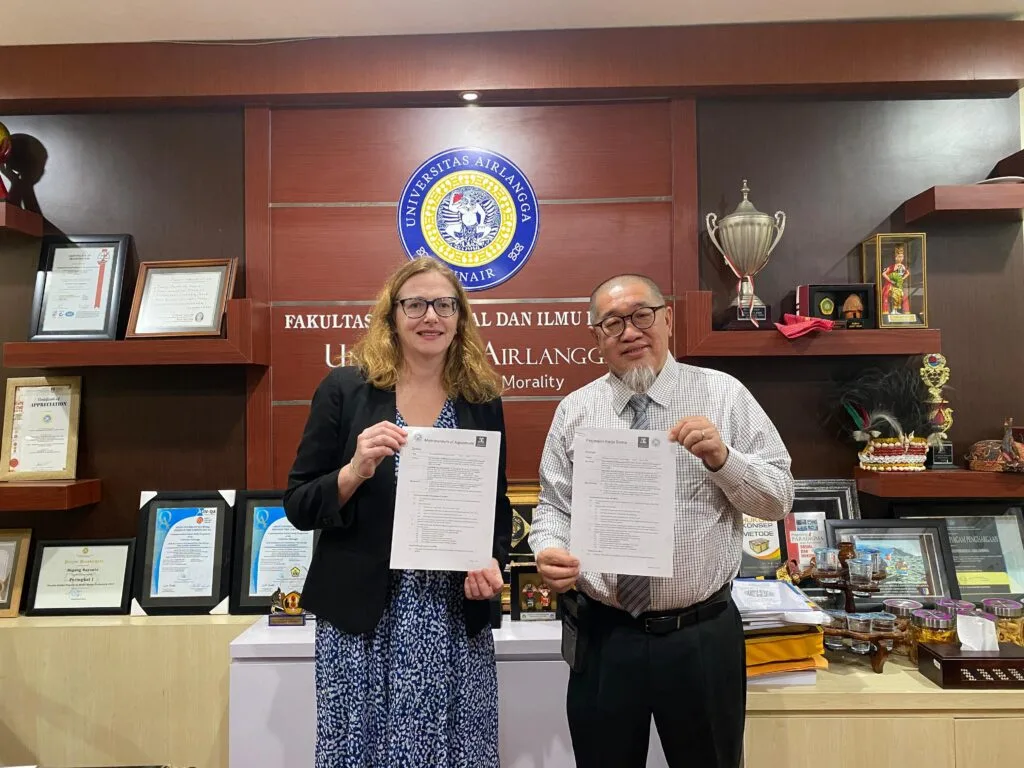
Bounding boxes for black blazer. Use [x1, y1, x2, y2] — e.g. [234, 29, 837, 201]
[283, 366, 513, 637]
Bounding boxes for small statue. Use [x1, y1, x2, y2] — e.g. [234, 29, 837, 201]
[538, 585, 551, 610]
[881, 243, 913, 318]
[840, 293, 864, 320]
[0, 122, 11, 203]
[966, 418, 1024, 473]
[522, 583, 537, 611]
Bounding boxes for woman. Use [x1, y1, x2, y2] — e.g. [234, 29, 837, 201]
[284, 256, 512, 768]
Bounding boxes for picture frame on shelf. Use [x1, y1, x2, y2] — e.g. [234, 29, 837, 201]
[894, 502, 1024, 603]
[229, 489, 319, 615]
[825, 518, 959, 605]
[860, 232, 928, 329]
[126, 258, 237, 339]
[0, 529, 31, 618]
[510, 562, 558, 621]
[28, 234, 132, 342]
[25, 538, 134, 616]
[134, 490, 234, 615]
[794, 479, 862, 520]
[0, 375, 81, 481]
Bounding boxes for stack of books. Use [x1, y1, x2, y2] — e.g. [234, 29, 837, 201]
[732, 580, 828, 686]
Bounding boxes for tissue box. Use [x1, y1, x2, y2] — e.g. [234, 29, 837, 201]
[917, 643, 1024, 688]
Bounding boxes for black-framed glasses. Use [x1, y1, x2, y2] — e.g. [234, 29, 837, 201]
[592, 305, 666, 338]
[395, 296, 459, 319]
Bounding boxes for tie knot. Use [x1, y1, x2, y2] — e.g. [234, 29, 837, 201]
[628, 394, 650, 415]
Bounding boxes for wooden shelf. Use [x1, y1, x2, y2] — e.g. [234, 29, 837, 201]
[991, 149, 1024, 179]
[0, 479, 101, 511]
[2, 299, 269, 368]
[0, 202, 44, 237]
[902, 184, 1024, 225]
[680, 292, 941, 357]
[855, 467, 1024, 499]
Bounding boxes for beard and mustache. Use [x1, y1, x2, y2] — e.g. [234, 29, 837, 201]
[618, 364, 657, 394]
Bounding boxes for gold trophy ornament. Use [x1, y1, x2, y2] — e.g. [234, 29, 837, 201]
[920, 353, 954, 467]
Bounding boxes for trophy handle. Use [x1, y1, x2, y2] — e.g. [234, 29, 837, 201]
[705, 212, 725, 256]
[765, 211, 787, 257]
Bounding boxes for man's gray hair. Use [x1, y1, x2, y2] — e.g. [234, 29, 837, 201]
[588, 274, 666, 324]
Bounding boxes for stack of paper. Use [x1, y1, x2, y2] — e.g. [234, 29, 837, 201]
[732, 580, 828, 686]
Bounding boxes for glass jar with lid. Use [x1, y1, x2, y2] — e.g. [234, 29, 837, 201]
[909, 609, 956, 665]
[981, 598, 1024, 647]
[883, 598, 923, 656]
[936, 598, 975, 616]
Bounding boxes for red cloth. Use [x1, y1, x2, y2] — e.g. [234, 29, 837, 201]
[774, 313, 835, 339]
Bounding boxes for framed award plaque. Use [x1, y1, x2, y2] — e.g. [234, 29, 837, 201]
[126, 258, 237, 339]
[0, 376, 82, 481]
[25, 538, 135, 616]
[229, 490, 318, 614]
[28, 234, 132, 341]
[134, 490, 234, 614]
[0, 529, 31, 618]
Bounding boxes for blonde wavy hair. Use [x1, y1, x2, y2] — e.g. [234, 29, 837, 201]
[348, 257, 503, 403]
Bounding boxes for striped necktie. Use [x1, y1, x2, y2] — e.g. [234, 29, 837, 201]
[617, 394, 652, 617]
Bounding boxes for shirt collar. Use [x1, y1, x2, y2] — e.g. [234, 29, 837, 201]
[608, 354, 679, 416]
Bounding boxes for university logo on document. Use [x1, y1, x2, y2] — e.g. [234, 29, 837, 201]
[397, 147, 540, 291]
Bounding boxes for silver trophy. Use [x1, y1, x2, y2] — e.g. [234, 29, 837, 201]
[705, 180, 785, 328]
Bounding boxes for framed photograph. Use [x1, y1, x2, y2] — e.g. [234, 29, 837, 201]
[0, 529, 32, 618]
[230, 490, 319, 614]
[0, 376, 81, 481]
[825, 518, 959, 604]
[794, 479, 861, 520]
[28, 234, 131, 341]
[135, 491, 233, 614]
[860, 232, 928, 329]
[508, 482, 539, 562]
[25, 538, 134, 616]
[510, 563, 558, 621]
[895, 504, 1024, 602]
[126, 258, 237, 339]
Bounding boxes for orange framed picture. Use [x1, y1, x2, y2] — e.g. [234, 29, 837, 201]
[126, 258, 237, 338]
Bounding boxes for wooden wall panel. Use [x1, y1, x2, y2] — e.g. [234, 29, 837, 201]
[269, 203, 672, 301]
[272, 405, 308, 488]
[270, 104, 672, 203]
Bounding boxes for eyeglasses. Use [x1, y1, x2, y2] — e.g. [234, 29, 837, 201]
[395, 296, 459, 319]
[593, 305, 666, 338]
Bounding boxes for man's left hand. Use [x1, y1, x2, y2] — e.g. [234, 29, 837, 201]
[669, 416, 729, 471]
[465, 558, 504, 600]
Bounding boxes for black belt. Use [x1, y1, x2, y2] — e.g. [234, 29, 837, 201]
[589, 582, 732, 636]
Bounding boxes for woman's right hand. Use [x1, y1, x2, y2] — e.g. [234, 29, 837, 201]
[348, 421, 408, 481]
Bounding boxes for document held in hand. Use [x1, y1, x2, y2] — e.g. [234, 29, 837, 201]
[570, 428, 676, 577]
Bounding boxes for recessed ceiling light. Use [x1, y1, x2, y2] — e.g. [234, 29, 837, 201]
[460, 91, 480, 102]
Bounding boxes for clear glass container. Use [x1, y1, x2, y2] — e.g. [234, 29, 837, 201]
[909, 609, 955, 664]
[936, 598, 975, 616]
[847, 557, 873, 593]
[981, 598, 1024, 647]
[883, 598, 923, 656]
[824, 610, 847, 650]
[814, 546, 840, 573]
[847, 613, 873, 654]
[871, 612, 897, 651]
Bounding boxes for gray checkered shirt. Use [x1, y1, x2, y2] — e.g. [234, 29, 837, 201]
[529, 356, 795, 611]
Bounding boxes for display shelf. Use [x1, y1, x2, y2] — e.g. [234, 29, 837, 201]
[0, 202, 44, 237]
[854, 467, 1024, 499]
[0, 478, 101, 511]
[2, 299, 269, 368]
[680, 292, 941, 357]
[902, 184, 1024, 225]
[991, 149, 1024, 179]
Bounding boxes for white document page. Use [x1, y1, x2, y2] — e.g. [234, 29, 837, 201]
[390, 427, 501, 571]
[569, 428, 676, 577]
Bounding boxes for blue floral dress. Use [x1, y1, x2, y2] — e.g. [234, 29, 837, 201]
[314, 399, 500, 768]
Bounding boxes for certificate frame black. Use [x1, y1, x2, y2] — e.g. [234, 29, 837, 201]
[135, 491, 233, 615]
[229, 489, 320, 614]
[28, 234, 132, 342]
[25, 538, 135, 616]
[825, 517, 960, 606]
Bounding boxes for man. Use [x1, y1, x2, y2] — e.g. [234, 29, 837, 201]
[529, 274, 794, 768]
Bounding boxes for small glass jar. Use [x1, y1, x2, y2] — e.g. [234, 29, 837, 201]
[858, 547, 883, 575]
[909, 609, 956, 664]
[824, 610, 847, 651]
[847, 613, 873, 654]
[936, 598, 975, 616]
[883, 598, 923, 656]
[981, 598, 1024, 647]
[814, 546, 840, 574]
[871, 612, 897, 651]
[847, 557, 873, 589]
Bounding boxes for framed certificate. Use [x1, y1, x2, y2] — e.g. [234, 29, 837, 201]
[28, 234, 131, 341]
[229, 490, 318, 614]
[126, 258, 237, 339]
[134, 491, 233, 614]
[0, 529, 31, 618]
[0, 376, 81, 481]
[25, 539, 134, 616]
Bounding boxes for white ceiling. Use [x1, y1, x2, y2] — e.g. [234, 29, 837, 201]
[2, 0, 1022, 46]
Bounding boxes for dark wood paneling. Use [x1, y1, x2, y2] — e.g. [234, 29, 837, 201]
[1, 21, 1022, 109]
[270, 203, 672, 300]
[271, 104, 672, 202]
[0, 111, 246, 538]
[697, 97, 1023, 477]
[273, 405, 309, 488]
[270, 303, 603, 401]
[671, 100, 700, 295]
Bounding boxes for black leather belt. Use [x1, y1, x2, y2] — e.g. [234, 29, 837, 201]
[591, 582, 732, 636]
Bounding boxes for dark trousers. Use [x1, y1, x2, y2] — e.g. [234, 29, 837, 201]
[565, 594, 747, 768]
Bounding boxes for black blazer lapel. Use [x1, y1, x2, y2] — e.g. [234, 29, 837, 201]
[362, 385, 398, 508]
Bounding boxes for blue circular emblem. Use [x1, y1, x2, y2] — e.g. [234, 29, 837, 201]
[397, 147, 539, 291]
